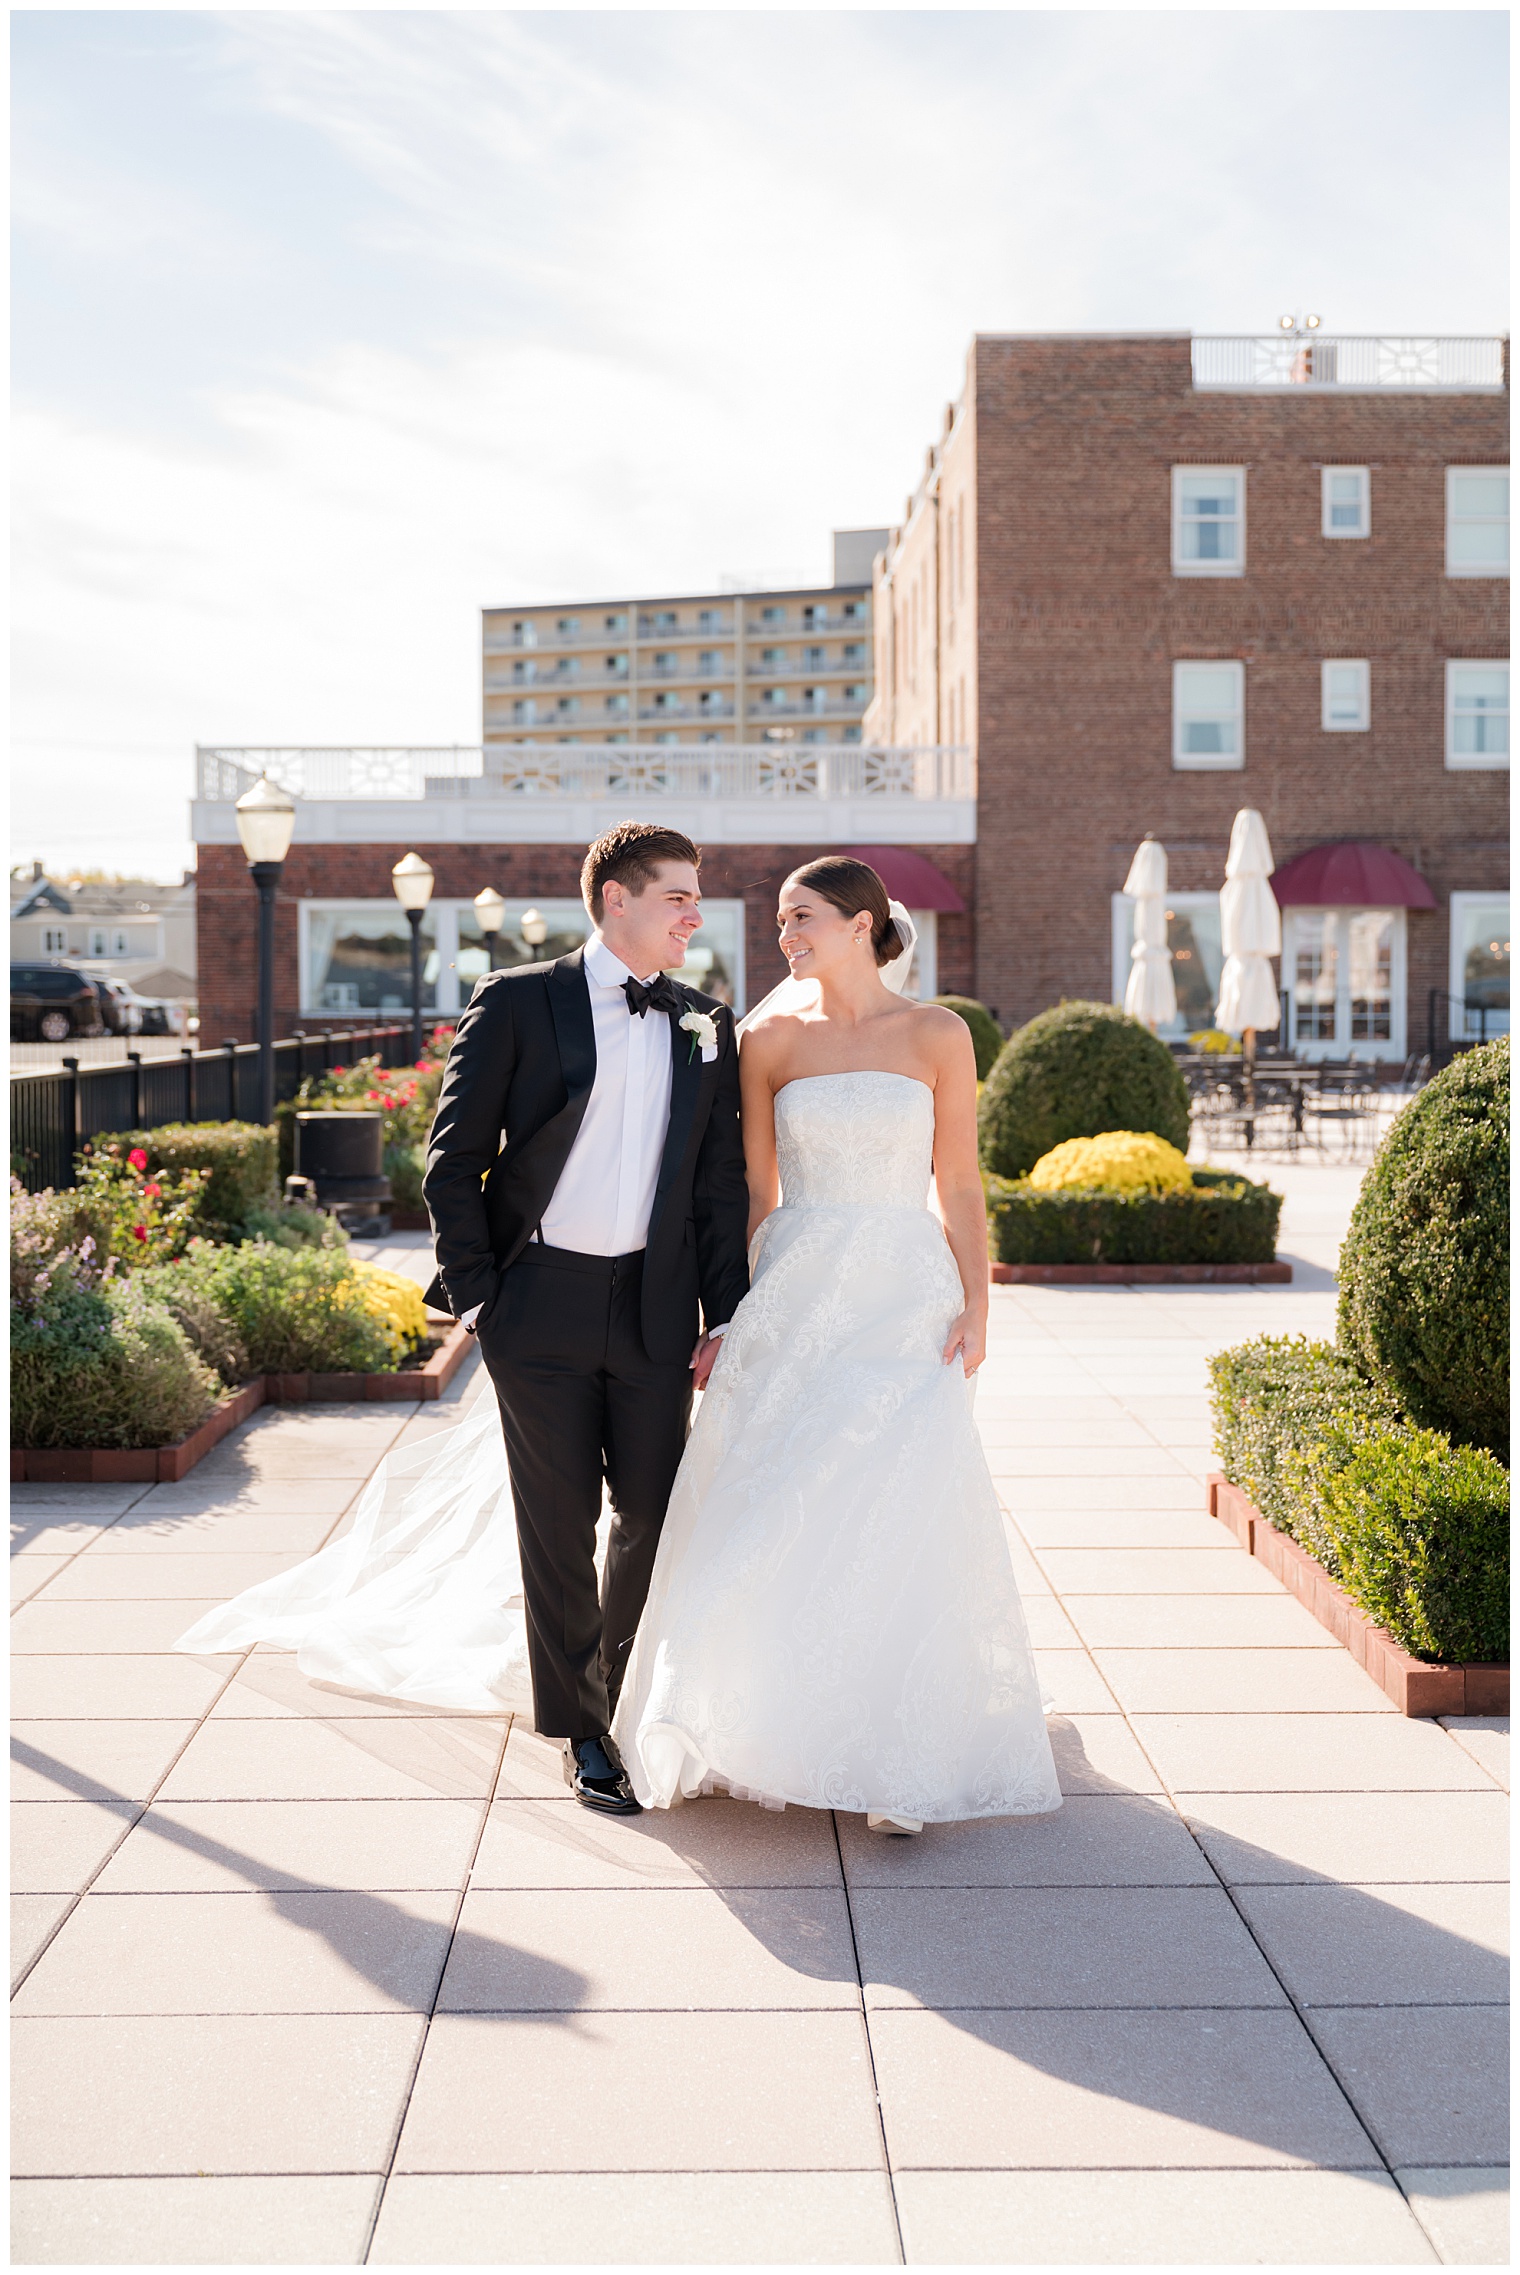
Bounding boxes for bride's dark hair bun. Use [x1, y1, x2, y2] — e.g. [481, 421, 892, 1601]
[785, 856, 904, 966]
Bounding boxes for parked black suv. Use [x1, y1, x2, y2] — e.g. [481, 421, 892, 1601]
[11, 963, 107, 1044]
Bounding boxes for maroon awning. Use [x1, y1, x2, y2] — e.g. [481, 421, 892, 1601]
[843, 845, 966, 913]
[1271, 840, 1437, 911]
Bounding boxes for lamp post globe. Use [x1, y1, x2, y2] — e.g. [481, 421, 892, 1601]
[474, 887, 506, 979]
[391, 853, 435, 1059]
[234, 774, 297, 1126]
[520, 905, 548, 963]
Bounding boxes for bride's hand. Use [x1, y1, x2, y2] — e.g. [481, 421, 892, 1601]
[942, 1311, 986, 1376]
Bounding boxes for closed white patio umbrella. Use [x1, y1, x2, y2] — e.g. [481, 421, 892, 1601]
[1216, 808, 1282, 1048]
[1121, 835, 1177, 1029]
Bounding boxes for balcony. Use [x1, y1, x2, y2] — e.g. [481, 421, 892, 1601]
[483, 621, 631, 653]
[1192, 335, 1507, 390]
[747, 653, 871, 679]
[635, 615, 736, 641]
[746, 693, 869, 720]
[638, 699, 735, 722]
[747, 608, 869, 634]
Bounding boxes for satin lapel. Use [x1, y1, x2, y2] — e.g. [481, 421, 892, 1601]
[545, 947, 597, 1123]
[650, 989, 703, 1223]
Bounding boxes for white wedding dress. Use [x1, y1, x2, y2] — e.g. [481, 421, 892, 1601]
[176, 1070, 1059, 1824]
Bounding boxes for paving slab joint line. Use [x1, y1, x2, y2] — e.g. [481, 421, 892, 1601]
[8, 1639, 261, 2000]
[9, 1481, 156, 1601]
[830, 1810, 906, 2266]
[360, 1712, 512, 2265]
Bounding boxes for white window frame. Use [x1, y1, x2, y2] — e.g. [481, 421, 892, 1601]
[1321, 659, 1371, 733]
[1445, 660, 1509, 771]
[1446, 466, 1510, 579]
[1447, 891, 1510, 1042]
[1282, 906, 1408, 1061]
[1171, 465, 1245, 578]
[1173, 659, 1245, 770]
[42, 926, 66, 953]
[1321, 466, 1370, 539]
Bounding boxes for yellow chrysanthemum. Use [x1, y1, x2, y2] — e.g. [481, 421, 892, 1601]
[1189, 1028, 1239, 1055]
[350, 1264, 431, 1363]
[1028, 1131, 1194, 1197]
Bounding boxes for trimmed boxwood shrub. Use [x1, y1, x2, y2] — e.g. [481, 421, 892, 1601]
[979, 1001, 1191, 1179]
[11, 1254, 221, 1450]
[1208, 1335, 1399, 1556]
[1336, 1038, 1509, 1457]
[935, 996, 1004, 1081]
[1295, 1424, 1508, 1664]
[120, 1123, 279, 1232]
[1207, 1333, 1509, 1664]
[988, 1168, 1280, 1267]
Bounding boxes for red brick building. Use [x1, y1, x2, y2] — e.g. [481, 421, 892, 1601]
[866, 330, 1509, 1056]
[194, 332, 1506, 1058]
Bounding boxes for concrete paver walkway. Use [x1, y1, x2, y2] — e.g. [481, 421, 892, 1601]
[11, 1173, 1508, 2264]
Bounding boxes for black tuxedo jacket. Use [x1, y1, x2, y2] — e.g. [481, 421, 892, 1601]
[421, 948, 750, 1366]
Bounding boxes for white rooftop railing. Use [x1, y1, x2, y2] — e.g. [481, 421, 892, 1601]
[195, 743, 975, 805]
[1192, 336, 1506, 389]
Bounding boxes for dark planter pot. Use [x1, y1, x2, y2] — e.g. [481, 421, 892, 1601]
[294, 1111, 392, 1232]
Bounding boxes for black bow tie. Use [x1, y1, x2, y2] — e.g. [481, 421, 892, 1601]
[624, 972, 681, 1019]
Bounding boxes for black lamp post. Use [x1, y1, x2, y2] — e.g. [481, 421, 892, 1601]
[234, 773, 297, 1124]
[474, 887, 505, 977]
[391, 852, 435, 1059]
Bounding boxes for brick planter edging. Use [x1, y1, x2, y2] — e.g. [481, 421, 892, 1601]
[993, 1261, 1293, 1285]
[11, 1323, 474, 1485]
[1208, 1473, 1508, 1718]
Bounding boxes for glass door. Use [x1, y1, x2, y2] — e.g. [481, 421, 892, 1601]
[1284, 907, 1404, 1059]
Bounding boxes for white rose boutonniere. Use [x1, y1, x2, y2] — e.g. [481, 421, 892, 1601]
[679, 1009, 719, 1064]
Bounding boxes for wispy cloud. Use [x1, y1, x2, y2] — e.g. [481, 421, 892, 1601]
[12, 9, 1508, 874]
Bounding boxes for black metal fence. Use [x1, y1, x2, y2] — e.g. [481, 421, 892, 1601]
[10, 1026, 419, 1193]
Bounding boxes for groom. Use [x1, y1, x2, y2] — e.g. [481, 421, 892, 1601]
[422, 822, 750, 1814]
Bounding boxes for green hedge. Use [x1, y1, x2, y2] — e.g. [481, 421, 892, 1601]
[979, 1001, 1192, 1179]
[1207, 1334, 1508, 1664]
[987, 1168, 1280, 1266]
[935, 996, 1004, 1082]
[1336, 1038, 1509, 1457]
[120, 1123, 278, 1231]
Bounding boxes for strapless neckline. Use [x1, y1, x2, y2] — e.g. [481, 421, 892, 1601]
[775, 1070, 933, 1102]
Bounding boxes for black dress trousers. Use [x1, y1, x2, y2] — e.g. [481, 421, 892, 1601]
[476, 1242, 694, 1743]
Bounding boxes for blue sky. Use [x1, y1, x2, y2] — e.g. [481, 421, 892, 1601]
[12, 8, 1509, 877]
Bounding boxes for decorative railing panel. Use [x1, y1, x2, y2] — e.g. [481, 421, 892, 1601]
[1192, 336, 1506, 389]
[196, 744, 975, 804]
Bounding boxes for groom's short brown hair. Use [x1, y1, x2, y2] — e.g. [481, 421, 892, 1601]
[582, 822, 702, 920]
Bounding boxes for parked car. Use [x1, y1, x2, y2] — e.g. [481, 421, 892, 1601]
[135, 997, 184, 1036]
[92, 977, 143, 1037]
[10, 962, 107, 1043]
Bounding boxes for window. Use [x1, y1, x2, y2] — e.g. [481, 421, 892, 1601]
[1172, 467, 1244, 575]
[697, 650, 722, 675]
[512, 619, 537, 648]
[603, 654, 628, 676]
[301, 904, 439, 1017]
[1322, 660, 1370, 732]
[842, 642, 866, 665]
[759, 648, 783, 667]
[1321, 467, 1370, 539]
[653, 609, 677, 629]
[1448, 892, 1510, 1041]
[842, 684, 867, 703]
[553, 657, 579, 679]
[554, 696, 579, 718]
[512, 698, 539, 723]
[804, 645, 826, 668]
[556, 616, 580, 636]
[760, 606, 784, 625]
[1111, 892, 1223, 1039]
[652, 652, 677, 677]
[842, 601, 863, 622]
[803, 688, 827, 712]
[1446, 468, 1509, 577]
[697, 608, 722, 631]
[1283, 908, 1406, 1057]
[1446, 662, 1509, 769]
[511, 659, 537, 684]
[88, 928, 109, 957]
[604, 693, 628, 714]
[42, 927, 66, 953]
[603, 612, 626, 633]
[1173, 661, 1245, 769]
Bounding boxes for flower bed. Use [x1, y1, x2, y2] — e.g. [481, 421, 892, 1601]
[986, 1166, 1282, 1268]
[1208, 1334, 1508, 1672]
[12, 1130, 448, 1463]
[10, 1320, 474, 1483]
[1207, 1473, 1508, 1717]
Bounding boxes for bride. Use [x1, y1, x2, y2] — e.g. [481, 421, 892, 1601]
[176, 857, 1059, 1833]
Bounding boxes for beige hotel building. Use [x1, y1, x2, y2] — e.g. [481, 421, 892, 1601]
[482, 530, 887, 754]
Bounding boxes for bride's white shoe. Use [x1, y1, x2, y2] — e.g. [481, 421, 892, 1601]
[866, 1813, 923, 1836]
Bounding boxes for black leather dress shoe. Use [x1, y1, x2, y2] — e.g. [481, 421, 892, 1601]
[563, 1735, 641, 1815]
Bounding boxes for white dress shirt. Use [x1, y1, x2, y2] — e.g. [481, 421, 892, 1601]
[540, 934, 673, 1256]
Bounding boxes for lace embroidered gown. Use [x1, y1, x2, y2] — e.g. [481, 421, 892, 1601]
[612, 1071, 1061, 1822]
